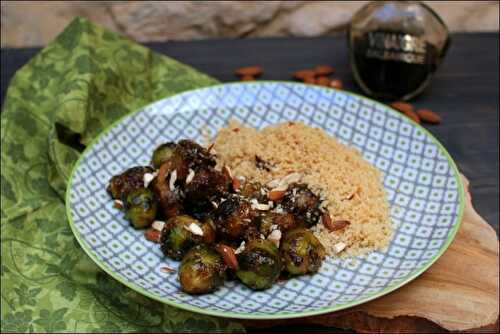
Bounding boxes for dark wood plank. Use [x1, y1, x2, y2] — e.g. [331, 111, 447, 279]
[2, 33, 497, 234]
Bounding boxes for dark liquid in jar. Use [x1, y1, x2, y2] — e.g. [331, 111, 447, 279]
[351, 30, 439, 101]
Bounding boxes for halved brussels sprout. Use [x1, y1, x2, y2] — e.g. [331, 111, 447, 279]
[179, 245, 226, 294]
[124, 188, 157, 229]
[160, 215, 215, 260]
[281, 183, 322, 227]
[280, 228, 325, 275]
[257, 212, 297, 236]
[236, 239, 281, 290]
[213, 196, 255, 241]
[151, 142, 177, 169]
[107, 166, 154, 199]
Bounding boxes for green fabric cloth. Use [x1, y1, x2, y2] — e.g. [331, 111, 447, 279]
[1, 17, 244, 333]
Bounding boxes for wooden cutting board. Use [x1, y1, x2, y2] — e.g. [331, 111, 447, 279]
[243, 175, 499, 333]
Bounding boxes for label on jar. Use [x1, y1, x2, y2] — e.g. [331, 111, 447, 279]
[365, 31, 427, 64]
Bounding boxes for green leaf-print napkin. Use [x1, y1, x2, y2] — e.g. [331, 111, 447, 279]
[1, 17, 244, 333]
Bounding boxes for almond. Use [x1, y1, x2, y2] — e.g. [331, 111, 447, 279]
[232, 177, 241, 192]
[144, 229, 161, 243]
[322, 213, 350, 232]
[215, 244, 238, 270]
[235, 66, 262, 77]
[160, 266, 176, 273]
[303, 77, 316, 84]
[390, 101, 414, 114]
[241, 75, 255, 81]
[403, 109, 421, 124]
[416, 108, 441, 124]
[329, 79, 343, 89]
[314, 65, 335, 76]
[293, 69, 316, 81]
[268, 189, 286, 201]
[316, 76, 330, 87]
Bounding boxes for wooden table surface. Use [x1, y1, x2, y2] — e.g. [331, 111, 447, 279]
[1, 33, 498, 333]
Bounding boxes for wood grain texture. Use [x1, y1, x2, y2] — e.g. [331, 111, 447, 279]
[243, 175, 499, 332]
[2, 34, 498, 237]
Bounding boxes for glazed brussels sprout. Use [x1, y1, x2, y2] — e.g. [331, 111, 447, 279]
[258, 212, 297, 236]
[280, 228, 325, 275]
[160, 215, 215, 260]
[124, 188, 157, 229]
[107, 166, 154, 199]
[151, 162, 184, 219]
[179, 245, 226, 294]
[238, 181, 267, 202]
[183, 167, 231, 214]
[236, 239, 282, 290]
[176, 139, 216, 171]
[151, 142, 177, 169]
[281, 183, 322, 227]
[213, 196, 255, 241]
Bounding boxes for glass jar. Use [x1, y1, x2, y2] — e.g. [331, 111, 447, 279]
[349, 1, 450, 101]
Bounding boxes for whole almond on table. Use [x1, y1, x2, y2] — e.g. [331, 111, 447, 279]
[293, 69, 316, 81]
[235, 66, 263, 77]
[417, 108, 441, 124]
[316, 76, 330, 86]
[303, 76, 316, 84]
[403, 109, 421, 124]
[314, 65, 335, 76]
[241, 75, 255, 81]
[390, 101, 414, 114]
[329, 79, 343, 89]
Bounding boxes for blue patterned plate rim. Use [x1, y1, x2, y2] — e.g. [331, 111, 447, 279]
[65, 81, 465, 319]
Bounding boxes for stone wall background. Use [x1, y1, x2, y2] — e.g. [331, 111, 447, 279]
[2, 1, 499, 48]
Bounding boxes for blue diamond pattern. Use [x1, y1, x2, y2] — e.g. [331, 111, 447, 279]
[67, 82, 462, 317]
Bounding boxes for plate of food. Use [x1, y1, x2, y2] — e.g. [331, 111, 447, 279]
[66, 82, 464, 319]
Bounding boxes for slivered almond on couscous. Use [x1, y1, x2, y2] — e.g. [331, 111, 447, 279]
[213, 120, 392, 257]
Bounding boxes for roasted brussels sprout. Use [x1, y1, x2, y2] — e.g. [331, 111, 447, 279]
[124, 188, 157, 229]
[258, 212, 297, 235]
[280, 228, 325, 275]
[107, 166, 154, 199]
[176, 139, 216, 171]
[239, 181, 267, 202]
[179, 245, 226, 294]
[151, 162, 184, 219]
[281, 183, 322, 227]
[213, 196, 256, 241]
[160, 215, 215, 260]
[236, 239, 282, 290]
[152, 142, 177, 169]
[183, 167, 231, 214]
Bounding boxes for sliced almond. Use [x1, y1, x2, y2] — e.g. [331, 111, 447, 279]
[185, 169, 195, 184]
[268, 189, 286, 201]
[144, 229, 161, 243]
[169, 169, 177, 191]
[215, 244, 238, 270]
[113, 199, 124, 209]
[232, 177, 241, 192]
[322, 213, 351, 232]
[160, 266, 176, 273]
[152, 220, 165, 231]
[143, 171, 158, 188]
[333, 242, 347, 254]
[267, 229, 282, 248]
[281, 172, 302, 186]
[184, 223, 204, 236]
[235, 241, 246, 255]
